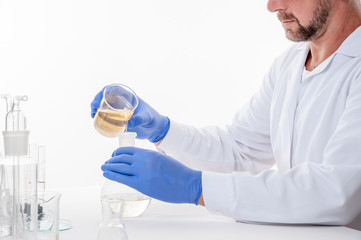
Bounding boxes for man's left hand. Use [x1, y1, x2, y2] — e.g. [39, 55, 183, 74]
[101, 147, 202, 205]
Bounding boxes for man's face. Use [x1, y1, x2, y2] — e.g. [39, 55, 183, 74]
[268, 0, 333, 42]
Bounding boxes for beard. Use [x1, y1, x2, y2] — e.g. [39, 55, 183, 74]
[278, 0, 332, 42]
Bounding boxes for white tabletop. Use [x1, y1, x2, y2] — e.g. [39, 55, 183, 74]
[58, 186, 361, 240]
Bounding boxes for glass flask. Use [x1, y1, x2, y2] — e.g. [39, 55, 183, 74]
[101, 132, 151, 217]
[97, 197, 128, 240]
[94, 84, 151, 217]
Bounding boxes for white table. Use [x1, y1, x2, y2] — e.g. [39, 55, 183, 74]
[58, 186, 361, 240]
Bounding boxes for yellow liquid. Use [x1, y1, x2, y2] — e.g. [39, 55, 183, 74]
[94, 109, 133, 138]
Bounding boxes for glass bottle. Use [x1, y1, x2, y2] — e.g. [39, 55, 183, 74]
[1, 95, 37, 240]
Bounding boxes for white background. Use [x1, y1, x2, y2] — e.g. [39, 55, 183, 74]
[0, 0, 291, 188]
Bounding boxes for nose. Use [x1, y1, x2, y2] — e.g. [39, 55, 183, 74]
[267, 0, 286, 13]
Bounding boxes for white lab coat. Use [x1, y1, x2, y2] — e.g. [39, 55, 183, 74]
[158, 26, 361, 225]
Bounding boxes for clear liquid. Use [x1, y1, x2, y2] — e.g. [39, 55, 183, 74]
[102, 193, 151, 218]
[94, 109, 133, 138]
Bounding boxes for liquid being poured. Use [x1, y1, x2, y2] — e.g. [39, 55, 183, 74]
[94, 109, 133, 138]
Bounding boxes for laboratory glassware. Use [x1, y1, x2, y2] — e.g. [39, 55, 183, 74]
[97, 197, 128, 240]
[0, 154, 38, 240]
[2, 95, 30, 156]
[101, 132, 151, 218]
[36, 146, 46, 193]
[94, 84, 138, 138]
[29, 144, 72, 232]
[36, 191, 61, 240]
[94, 84, 151, 217]
[0, 185, 11, 237]
[0, 94, 38, 240]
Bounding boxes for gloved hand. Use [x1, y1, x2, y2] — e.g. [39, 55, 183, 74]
[101, 147, 203, 205]
[90, 87, 170, 143]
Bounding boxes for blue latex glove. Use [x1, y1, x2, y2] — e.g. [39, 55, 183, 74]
[90, 87, 170, 143]
[101, 147, 202, 205]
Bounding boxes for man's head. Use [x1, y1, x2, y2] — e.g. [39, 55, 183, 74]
[268, 0, 333, 42]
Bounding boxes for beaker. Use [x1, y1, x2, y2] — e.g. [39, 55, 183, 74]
[94, 84, 139, 138]
[35, 191, 61, 240]
[97, 197, 128, 240]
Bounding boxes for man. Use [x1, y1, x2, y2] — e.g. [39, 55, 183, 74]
[91, 0, 361, 227]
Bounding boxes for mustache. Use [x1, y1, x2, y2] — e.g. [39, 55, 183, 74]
[277, 12, 297, 22]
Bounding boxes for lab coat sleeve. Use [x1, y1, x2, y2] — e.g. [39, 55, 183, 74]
[203, 73, 361, 225]
[157, 68, 276, 174]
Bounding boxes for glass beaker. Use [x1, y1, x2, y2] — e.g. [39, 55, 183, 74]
[94, 84, 139, 138]
[35, 191, 61, 240]
[97, 197, 128, 240]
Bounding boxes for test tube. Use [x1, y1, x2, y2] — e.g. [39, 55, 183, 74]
[37, 146, 46, 193]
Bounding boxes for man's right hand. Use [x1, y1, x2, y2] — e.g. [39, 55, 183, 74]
[127, 97, 170, 143]
[90, 86, 170, 143]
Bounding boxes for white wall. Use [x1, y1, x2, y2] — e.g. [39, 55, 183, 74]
[0, 0, 291, 188]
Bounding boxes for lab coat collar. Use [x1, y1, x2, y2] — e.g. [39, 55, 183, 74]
[335, 26, 361, 57]
[296, 25, 361, 57]
[293, 26, 361, 78]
